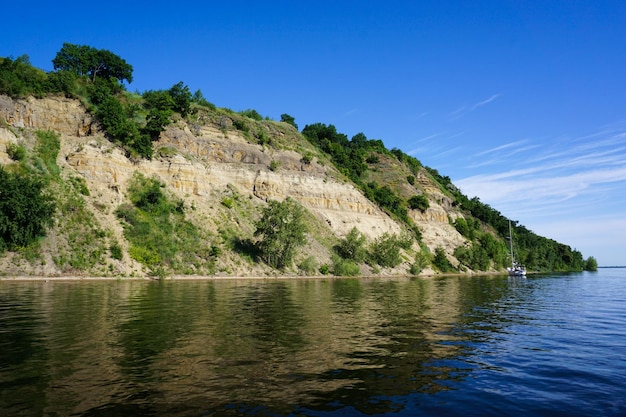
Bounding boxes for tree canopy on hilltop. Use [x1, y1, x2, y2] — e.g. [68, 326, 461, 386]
[52, 43, 133, 84]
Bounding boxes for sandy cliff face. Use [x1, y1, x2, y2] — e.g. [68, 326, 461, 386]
[0, 95, 94, 136]
[0, 95, 469, 276]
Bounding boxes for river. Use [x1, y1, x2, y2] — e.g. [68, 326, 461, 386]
[1, 269, 625, 416]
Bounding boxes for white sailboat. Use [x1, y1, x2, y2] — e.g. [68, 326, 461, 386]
[507, 220, 527, 276]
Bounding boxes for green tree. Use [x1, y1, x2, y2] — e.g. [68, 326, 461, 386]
[368, 233, 409, 268]
[0, 167, 56, 251]
[168, 81, 192, 117]
[584, 256, 598, 271]
[336, 227, 367, 262]
[0, 55, 50, 97]
[410, 248, 432, 275]
[280, 113, 298, 129]
[254, 198, 307, 269]
[433, 246, 455, 272]
[52, 43, 133, 83]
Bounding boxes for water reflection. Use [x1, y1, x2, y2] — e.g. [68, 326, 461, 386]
[1, 276, 522, 416]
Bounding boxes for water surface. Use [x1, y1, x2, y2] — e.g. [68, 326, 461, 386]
[1, 270, 625, 416]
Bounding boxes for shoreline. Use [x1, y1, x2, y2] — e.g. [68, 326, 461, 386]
[0, 270, 514, 282]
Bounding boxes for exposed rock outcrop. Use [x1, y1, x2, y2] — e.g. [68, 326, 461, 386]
[0, 95, 470, 277]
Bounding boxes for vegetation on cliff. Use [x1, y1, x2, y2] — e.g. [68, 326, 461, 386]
[0, 45, 597, 276]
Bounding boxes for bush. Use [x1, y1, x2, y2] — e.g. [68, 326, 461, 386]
[368, 233, 408, 268]
[254, 198, 307, 269]
[410, 249, 432, 275]
[116, 172, 214, 275]
[433, 246, 455, 272]
[0, 167, 56, 252]
[110, 242, 123, 260]
[408, 194, 429, 212]
[269, 160, 281, 172]
[336, 227, 367, 262]
[331, 255, 360, 276]
[298, 256, 318, 275]
[6, 142, 26, 161]
[240, 109, 263, 121]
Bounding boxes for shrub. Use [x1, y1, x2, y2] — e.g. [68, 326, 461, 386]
[331, 255, 360, 276]
[116, 172, 215, 276]
[365, 154, 380, 164]
[240, 109, 263, 121]
[298, 256, 318, 275]
[269, 160, 281, 172]
[221, 196, 235, 208]
[254, 198, 307, 269]
[110, 242, 123, 260]
[433, 246, 455, 272]
[408, 194, 429, 212]
[6, 142, 26, 161]
[0, 167, 56, 252]
[410, 249, 432, 275]
[336, 227, 367, 262]
[368, 233, 408, 268]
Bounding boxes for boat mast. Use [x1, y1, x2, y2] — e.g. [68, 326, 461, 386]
[508, 220, 515, 268]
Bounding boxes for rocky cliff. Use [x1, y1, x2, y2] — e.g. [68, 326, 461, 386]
[0, 95, 471, 277]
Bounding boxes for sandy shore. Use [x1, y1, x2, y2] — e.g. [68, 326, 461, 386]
[0, 271, 511, 282]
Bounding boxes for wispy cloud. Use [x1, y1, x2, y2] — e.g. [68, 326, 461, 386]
[449, 93, 502, 120]
[454, 124, 626, 263]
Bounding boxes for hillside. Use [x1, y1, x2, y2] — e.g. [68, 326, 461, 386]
[0, 49, 594, 278]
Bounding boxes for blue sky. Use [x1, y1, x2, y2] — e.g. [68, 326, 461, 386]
[3, 1, 625, 265]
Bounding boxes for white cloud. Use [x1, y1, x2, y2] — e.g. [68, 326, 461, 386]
[453, 124, 626, 265]
[448, 93, 502, 120]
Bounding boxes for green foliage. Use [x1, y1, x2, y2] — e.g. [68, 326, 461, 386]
[116, 172, 214, 276]
[407, 175, 415, 185]
[269, 160, 281, 171]
[365, 182, 408, 222]
[0, 55, 55, 97]
[433, 246, 455, 272]
[331, 254, 361, 276]
[301, 153, 313, 164]
[0, 167, 56, 252]
[280, 113, 298, 129]
[6, 142, 26, 161]
[336, 227, 367, 262]
[168, 81, 192, 117]
[408, 194, 429, 212]
[221, 196, 235, 208]
[253, 197, 308, 269]
[584, 256, 598, 271]
[34, 130, 61, 176]
[52, 42, 133, 83]
[240, 109, 263, 121]
[454, 244, 490, 271]
[69, 176, 90, 196]
[191, 89, 215, 109]
[110, 242, 123, 260]
[368, 233, 410, 268]
[297, 256, 318, 275]
[410, 248, 432, 275]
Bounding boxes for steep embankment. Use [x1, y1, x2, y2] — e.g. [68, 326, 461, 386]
[0, 94, 472, 277]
